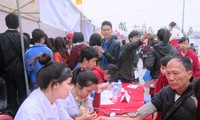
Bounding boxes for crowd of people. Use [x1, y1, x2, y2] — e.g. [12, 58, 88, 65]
[0, 13, 200, 120]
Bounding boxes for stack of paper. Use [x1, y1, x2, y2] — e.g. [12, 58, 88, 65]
[100, 90, 114, 105]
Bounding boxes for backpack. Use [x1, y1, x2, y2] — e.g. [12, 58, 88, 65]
[153, 45, 178, 57]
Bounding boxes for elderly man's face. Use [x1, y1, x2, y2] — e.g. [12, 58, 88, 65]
[165, 59, 193, 95]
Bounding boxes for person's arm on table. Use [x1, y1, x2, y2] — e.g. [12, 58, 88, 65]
[75, 107, 97, 120]
[95, 102, 157, 120]
[75, 112, 97, 120]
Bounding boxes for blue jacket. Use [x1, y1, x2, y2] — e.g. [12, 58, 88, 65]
[25, 44, 53, 84]
[100, 38, 120, 68]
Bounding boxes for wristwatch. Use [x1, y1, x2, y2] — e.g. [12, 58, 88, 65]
[126, 111, 140, 118]
[132, 111, 140, 118]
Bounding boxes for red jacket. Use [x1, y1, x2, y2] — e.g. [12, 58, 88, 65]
[154, 74, 168, 94]
[170, 39, 179, 48]
[92, 66, 104, 84]
[154, 74, 168, 120]
[178, 49, 200, 78]
[91, 66, 104, 108]
[67, 44, 87, 69]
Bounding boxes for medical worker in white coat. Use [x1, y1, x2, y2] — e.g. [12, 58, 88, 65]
[15, 53, 73, 120]
[57, 68, 99, 120]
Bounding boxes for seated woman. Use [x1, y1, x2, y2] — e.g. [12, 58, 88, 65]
[14, 53, 72, 120]
[73, 47, 119, 108]
[57, 68, 99, 120]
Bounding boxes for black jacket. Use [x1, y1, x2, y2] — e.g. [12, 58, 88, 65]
[101, 38, 120, 66]
[0, 78, 6, 111]
[145, 42, 177, 79]
[118, 40, 143, 82]
[0, 30, 29, 73]
[152, 83, 196, 120]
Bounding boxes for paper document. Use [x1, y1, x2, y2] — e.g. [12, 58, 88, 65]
[127, 84, 138, 89]
[134, 68, 143, 79]
[134, 70, 139, 79]
[100, 90, 114, 105]
[121, 88, 125, 92]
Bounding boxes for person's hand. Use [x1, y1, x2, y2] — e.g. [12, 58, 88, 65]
[78, 106, 97, 120]
[141, 33, 151, 42]
[105, 83, 113, 90]
[133, 67, 138, 71]
[78, 111, 97, 120]
[96, 46, 105, 54]
[97, 82, 113, 93]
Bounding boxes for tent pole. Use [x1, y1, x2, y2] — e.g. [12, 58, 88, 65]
[16, 0, 30, 96]
[38, 21, 41, 29]
[181, 0, 185, 34]
[80, 4, 83, 32]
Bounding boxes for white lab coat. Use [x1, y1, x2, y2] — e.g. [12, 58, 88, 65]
[14, 88, 72, 120]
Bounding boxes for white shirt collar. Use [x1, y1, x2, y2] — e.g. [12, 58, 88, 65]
[37, 88, 59, 119]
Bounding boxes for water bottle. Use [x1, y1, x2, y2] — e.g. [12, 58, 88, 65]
[112, 83, 118, 103]
[117, 79, 122, 97]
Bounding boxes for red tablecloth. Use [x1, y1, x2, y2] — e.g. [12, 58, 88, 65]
[98, 83, 152, 120]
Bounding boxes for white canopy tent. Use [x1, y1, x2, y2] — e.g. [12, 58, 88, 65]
[0, 0, 94, 40]
[0, 0, 95, 95]
[0, 0, 66, 38]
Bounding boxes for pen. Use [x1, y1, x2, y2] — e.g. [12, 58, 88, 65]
[110, 108, 124, 111]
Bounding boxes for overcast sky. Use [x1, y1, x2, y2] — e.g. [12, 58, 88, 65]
[72, 0, 200, 33]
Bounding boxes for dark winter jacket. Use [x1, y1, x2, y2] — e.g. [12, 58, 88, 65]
[145, 42, 178, 79]
[118, 40, 143, 82]
[100, 38, 120, 68]
[152, 83, 196, 120]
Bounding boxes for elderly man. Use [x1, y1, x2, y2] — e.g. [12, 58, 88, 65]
[96, 56, 196, 120]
